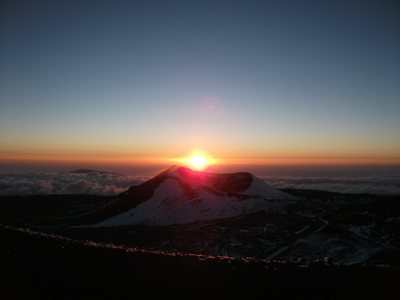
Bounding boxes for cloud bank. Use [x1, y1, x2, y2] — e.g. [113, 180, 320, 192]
[0, 172, 151, 197]
[0, 172, 399, 197]
[259, 174, 400, 196]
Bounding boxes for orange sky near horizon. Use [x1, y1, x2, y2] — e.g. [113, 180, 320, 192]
[1, 136, 399, 166]
[1, 145, 400, 177]
[1, 152, 399, 168]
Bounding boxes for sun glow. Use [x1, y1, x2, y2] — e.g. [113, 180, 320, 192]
[187, 155, 209, 168]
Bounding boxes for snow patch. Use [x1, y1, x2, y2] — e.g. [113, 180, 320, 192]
[244, 175, 296, 200]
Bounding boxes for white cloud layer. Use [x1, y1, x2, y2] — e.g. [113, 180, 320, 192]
[0, 172, 151, 197]
[0, 172, 399, 197]
[260, 174, 400, 195]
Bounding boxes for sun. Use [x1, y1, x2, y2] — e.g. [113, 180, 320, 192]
[187, 155, 209, 168]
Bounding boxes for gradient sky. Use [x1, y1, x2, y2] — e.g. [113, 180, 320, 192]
[1, 0, 399, 175]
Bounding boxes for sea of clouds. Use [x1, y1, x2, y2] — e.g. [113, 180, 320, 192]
[260, 174, 400, 196]
[0, 172, 399, 197]
[0, 172, 151, 197]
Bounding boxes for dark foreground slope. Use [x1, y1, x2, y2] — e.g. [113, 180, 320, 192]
[1, 226, 399, 300]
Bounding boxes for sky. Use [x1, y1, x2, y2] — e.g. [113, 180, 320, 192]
[1, 0, 399, 177]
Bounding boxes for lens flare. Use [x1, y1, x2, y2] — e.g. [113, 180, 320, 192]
[199, 96, 223, 119]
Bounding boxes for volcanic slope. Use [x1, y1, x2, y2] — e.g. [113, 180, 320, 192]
[82, 166, 297, 226]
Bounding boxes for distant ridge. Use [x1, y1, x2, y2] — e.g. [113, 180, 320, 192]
[82, 166, 297, 226]
[67, 169, 123, 176]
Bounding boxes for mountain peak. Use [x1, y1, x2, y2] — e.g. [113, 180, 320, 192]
[83, 166, 297, 226]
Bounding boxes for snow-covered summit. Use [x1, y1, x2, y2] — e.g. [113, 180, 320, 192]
[84, 166, 297, 226]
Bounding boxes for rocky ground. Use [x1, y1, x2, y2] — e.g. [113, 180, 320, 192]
[1, 225, 399, 299]
[1, 190, 398, 264]
[1, 189, 399, 298]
